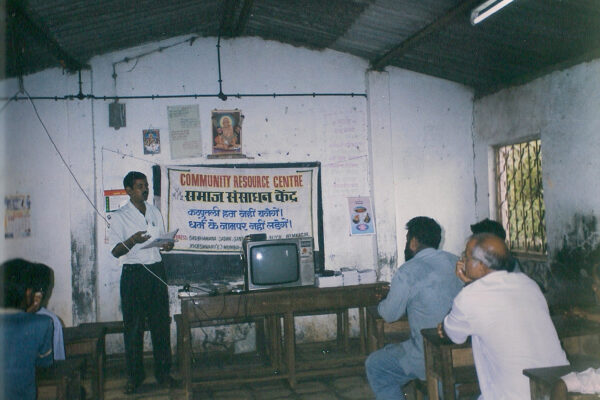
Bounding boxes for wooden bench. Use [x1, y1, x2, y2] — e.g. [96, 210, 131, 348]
[37, 358, 85, 400]
[421, 316, 600, 400]
[80, 320, 126, 335]
[78, 319, 154, 359]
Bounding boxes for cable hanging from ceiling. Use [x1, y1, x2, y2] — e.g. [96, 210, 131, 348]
[3, 33, 367, 103]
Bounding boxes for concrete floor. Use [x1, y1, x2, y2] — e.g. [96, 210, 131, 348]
[39, 360, 377, 400]
[100, 373, 376, 400]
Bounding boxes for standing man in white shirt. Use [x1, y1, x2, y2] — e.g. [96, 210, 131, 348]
[440, 233, 568, 399]
[109, 171, 175, 394]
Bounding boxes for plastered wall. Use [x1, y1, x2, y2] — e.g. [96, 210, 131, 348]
[387, 68, 476, 280]
[473, 59, 600, 256]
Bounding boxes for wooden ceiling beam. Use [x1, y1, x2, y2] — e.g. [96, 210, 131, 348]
[7, 0, 88, 74]
[233, 0, 253, 37]
[220, 0, 238, 37]
[220, 0, 254, 38]
[370, 0, 482, 71]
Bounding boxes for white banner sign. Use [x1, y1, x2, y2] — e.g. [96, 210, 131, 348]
[167, 165, 319, 253]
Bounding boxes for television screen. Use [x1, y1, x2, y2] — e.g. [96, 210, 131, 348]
[250, 243, 299, 285]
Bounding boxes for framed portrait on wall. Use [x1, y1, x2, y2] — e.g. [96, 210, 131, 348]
[143, 128, 161, 154]
[211, 109, 243, 155]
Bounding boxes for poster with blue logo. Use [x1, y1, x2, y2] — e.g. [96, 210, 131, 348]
[348, 197, 375, 235]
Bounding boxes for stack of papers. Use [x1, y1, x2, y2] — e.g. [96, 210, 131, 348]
[316, 274, 344, 288]
[141, 229, 179, 249]
[358, 269, 377, 284]
[341, 268, 359, 286]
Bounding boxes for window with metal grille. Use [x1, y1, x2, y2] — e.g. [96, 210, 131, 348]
[496, 139, 547, 255]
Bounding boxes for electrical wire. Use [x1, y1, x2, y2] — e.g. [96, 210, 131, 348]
[189, 293, 252, 355]
[119, 240, 169, 287]
[3, 91, 366, 101]
[102, 147, 164, 165]
[24, 89, 109, 226]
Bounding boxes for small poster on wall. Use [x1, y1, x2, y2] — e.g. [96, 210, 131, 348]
[212, 109, 243, 155]
[4, 194, 31, 238]
[348, 196, 375, 235]
[143, 128, 161, 154]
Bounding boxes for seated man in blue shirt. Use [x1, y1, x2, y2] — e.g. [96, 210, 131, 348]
[0, 258, 54, 400]
[365, 216, 463, 399]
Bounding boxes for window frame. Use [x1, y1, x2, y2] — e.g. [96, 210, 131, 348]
[494, 138, 547, 258]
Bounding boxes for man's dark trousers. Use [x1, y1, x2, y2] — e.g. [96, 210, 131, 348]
[120, 262, 172, 384]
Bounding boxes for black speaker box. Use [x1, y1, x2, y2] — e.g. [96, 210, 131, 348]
[109, 102, 126, 129]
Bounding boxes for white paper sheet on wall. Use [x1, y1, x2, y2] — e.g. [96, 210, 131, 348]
[167, 105, 202, 159]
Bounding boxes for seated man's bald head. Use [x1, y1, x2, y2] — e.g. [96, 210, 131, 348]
[469, 233, 512, 272]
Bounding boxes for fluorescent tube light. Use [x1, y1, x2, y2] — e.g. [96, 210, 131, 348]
[470, 0, 515, 25]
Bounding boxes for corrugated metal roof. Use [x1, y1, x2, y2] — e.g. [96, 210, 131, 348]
[5, 0, 600, 96]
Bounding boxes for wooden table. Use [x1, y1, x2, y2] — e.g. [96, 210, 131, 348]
[524, 360, 600, 400]
[179, 282, 388, 398]
[63, 324, 106, 400]
[422, 317, 600, 400]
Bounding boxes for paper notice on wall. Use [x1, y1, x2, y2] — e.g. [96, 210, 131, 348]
[321, 110, 369, 196]
[348, 196, 375, 235]
[167, 105, 202, 159]
[4, 194, 31, 238]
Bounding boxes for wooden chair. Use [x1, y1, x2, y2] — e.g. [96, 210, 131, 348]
[404, 378, 428, 400]
[63, 324, 106, 400]
[37, 358, 85, 400]
[365, 307, 411, 352]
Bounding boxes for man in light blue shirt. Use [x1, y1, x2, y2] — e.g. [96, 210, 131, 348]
[27, 262, 65, 361]
[366, 216, 463, 400]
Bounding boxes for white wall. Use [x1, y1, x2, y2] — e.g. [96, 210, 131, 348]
[473, 59, 600, 255]
[1, 35, 477, 348]
[0, 71, 94, 326]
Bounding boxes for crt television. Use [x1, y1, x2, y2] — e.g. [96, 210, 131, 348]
[243, 237, 315, 291]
